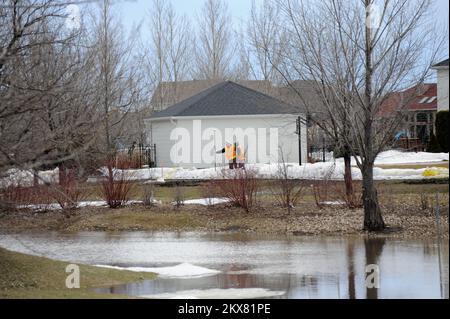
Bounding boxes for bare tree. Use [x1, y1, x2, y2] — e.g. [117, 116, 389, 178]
[148, 0, 168, 110]
[195, 0, 234, 79]
[246, 0, 285, 84]
[165, 4, 193, 86]
[272, 0, 444, 230]
[269, 149, 305, 215]
[0, 0, 100, 174]
[233, 32, 252, 81]
[30, 23, 102, 181]
[252, 0, 357, 203]
[147, 0, 193, 110]
[90, 0, 141, 158]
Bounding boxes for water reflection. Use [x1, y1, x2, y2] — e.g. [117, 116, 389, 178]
[0, 232, 447, 299]
[364, 238, 385, 299]
[346, 241, 356, 299]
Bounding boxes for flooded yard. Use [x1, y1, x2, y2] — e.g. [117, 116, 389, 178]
[0, 232, 447, 299]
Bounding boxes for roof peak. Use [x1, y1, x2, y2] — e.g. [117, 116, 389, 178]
[150, 80, 299, 119]
[433, 58, 449, 68]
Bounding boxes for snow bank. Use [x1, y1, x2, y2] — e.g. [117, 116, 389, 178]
[96, 263, 220, 278]
[2, 151, 448, 188]
[92, 151, 448, 182]
[142, 288, 285, 299]
[18, 200, 149, 212]
[373, 150, 449, 165]
[0, 168, 58, 188]
[180, 198, 229, 206]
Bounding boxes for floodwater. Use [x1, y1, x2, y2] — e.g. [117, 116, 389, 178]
[0, 232, 448, 299]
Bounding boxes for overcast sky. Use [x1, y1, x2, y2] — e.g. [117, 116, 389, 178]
[79, 0, 448, 72]
[112, 0, 263, 29]
[109, 0, 449, 33]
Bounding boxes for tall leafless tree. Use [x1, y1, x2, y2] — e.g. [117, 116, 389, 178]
[246, 0, 285, 84]
[252, 0, 357, 201]
[90, 0, 141, 158]
[0, 0, 101, 175]
[147, 0, 193, 110]
[270, 0, 444, 230]
[195, 0, 234, 79]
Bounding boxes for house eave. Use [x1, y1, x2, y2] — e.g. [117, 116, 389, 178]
[145, 113, 304, 122]
[432, 65, 449, 70]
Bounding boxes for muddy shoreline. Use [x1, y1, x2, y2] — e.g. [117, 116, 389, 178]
[0, 200, 448, 239]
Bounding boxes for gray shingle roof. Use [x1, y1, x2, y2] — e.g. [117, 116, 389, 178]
[150, 79, 276, 110]
[149, 81, 301, 119]
[433, 58, 449, 67]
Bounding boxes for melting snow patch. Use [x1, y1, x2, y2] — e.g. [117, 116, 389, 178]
[180, 198, 229, 206]
[141, 288, 285, 299]
[17, 200, 152, 212]
[319, 201, 346, 206]
[95, 263, 220, 278]
[373, 150, 449, 164]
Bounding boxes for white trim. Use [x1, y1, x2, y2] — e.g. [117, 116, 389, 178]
[432, 65, 449, 70]
[146, 113, 304, 122]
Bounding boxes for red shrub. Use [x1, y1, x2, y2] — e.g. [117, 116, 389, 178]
[312, 180, 362, 209]
[101, 159, 134, 208]
[334, 181, 363, 209]
[1, 184, 53, 211]
[49, 169, 83, 211]
[211, 168, 259, 212]
[115, 153, 142, 169]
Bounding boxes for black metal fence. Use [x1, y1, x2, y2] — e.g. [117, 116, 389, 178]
[308, 146, 334, 162]
[122, 143, 157, 168]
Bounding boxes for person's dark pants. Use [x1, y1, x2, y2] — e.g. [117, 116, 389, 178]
[229, 160, 245, 169]
[229, 159, 238, 169]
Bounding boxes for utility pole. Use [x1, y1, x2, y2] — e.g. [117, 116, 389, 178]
[322, 135, 326, 162]
[296, 116, 302, 166]
[213, 129, 217, 171]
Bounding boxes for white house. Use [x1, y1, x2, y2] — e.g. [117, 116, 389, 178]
[432, 58, 449, 112]
[145, 81, 307, 168]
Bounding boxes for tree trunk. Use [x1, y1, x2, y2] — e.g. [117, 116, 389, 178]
[343, 150, 353, 199]
[362, 1, 385, 232]
[361, 162, 385, 231]
[33, 169, 39, 187]
[58, 164, 66, 186]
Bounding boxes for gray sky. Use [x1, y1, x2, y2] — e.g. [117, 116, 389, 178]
[110, 0, 448, 33]
[80, 0, 448, 72]
[113, 0, 262, 29]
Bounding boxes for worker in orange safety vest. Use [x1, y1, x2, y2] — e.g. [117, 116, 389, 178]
[216, 142, 245, 169]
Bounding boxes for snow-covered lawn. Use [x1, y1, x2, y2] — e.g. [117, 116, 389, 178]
[372, 150, 448, 164]
[105, 150, 449, 181]
[1, 150, 448, 187]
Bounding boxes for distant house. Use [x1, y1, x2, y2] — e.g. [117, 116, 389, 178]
[149, 79, 328, 156]
[150, 79, 322, 113]
[145, 81, 307, 168]
[150, 80, 276, 112]
[380, 83, 438, 150]
[432, 58, 449, 112]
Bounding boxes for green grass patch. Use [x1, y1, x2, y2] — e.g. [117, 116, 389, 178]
[0, 247, 156, 299]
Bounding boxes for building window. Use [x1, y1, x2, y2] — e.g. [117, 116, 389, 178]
[416, 112, 429, 123]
